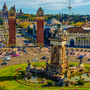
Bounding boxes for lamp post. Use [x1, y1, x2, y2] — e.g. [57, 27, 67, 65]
[35, 58, 38, 90]
[20, 46, 21, 64]
[7, 36, 8, 47]
[35, 60, 37, 90]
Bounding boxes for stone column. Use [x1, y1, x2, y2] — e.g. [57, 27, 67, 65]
[89, 37, 90, 46]
[85, 37, 87, 46]
[83, 37, 84, 47]
[77, 37, 78, 46]
[80, 37, 81, 46]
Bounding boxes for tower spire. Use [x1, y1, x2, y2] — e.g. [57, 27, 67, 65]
[68, 0, 72, 15]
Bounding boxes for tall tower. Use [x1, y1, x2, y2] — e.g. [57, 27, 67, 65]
[68, 0, 72, 15]
[8, 6, 16, 47]
[37, 7, 44, 46]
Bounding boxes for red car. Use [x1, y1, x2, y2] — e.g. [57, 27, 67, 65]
[11, 54, 19, 57]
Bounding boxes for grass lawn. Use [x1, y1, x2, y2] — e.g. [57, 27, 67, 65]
[0, 62, 90, 90]
[0, 25, 4, 27]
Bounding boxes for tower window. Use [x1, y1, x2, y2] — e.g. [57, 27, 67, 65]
[39, 13, 43, 16]
[10, 13, 14, 16]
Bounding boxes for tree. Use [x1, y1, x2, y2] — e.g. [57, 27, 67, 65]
[18, 22, 30, 29]
[77, 79, 84, 85]
[75, 22, 84, 26]
[0, 17, 3, 25]
[28, 28, 33, 34]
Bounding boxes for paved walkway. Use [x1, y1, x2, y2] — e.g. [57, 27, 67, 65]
[69, 51, 90, 58]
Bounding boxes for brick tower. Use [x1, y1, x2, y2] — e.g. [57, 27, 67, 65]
[37, 7, 44, 46]
[8, 6, 16, 47]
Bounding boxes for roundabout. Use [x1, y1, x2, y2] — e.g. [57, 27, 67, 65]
[0, 62, 90, 90]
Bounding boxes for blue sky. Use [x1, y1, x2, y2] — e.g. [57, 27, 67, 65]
[0, 0, 90, 15]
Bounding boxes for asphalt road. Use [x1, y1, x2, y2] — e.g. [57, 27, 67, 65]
[0, 33, 50, 69]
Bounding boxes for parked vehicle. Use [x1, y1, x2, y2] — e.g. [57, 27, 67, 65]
[41, 56, 47, 59]
[1, 62, 7, 65]
[77, 55, 84, 59]
[11, 54, 19, 57]
[1, 56, 5, 58]
[32, 58, 39, 61]
[4, 56, 11, 61]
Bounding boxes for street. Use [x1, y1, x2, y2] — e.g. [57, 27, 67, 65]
[0, 32, 50, 69]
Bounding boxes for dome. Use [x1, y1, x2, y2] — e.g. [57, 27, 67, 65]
[3, 2, 7, 11]
[47, 18, 61, 25]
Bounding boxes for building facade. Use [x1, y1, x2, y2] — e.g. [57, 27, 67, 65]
[66, 27, 90, 47]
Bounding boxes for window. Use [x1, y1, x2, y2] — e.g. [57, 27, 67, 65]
[39, 13, 43, 16]
[10, 13, 14, 16]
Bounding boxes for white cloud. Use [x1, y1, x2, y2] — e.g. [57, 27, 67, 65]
[0, 0, 90, 12]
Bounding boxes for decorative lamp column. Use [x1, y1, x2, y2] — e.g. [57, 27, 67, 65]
[8, 6, 16, 47]
[37, 7, 44, 47]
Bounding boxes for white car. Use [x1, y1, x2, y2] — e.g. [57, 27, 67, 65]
[1, 56, 5, 58]
[32, 58, 39, 61]
[4, 56, 11, 61]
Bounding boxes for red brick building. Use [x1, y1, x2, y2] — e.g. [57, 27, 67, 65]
[8, 6, 16, 47]
[37, 7, 44, 46]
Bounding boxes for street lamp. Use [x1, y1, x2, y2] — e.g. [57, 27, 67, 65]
[20, 46, 21, 64]
[35, 60, 37, 90]
[35, 58, 38, 90]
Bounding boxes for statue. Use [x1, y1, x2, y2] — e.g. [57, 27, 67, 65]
[65, 70, 67, 77]
[46, 57, 49, 62]
[27, 60, 30, 66]
[80, 59, 82, 64]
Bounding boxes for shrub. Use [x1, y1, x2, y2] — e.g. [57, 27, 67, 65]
[21, 71, 25, 76]
[77, 79, 84, 85]
[47, 80, 54, 86]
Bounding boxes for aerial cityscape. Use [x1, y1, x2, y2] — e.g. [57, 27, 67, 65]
[0, 0, 90, 90]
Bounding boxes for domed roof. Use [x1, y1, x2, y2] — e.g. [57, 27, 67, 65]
[3, 2, 7, 11]
[47, 18, 61, 25]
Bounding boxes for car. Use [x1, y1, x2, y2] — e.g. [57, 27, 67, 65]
[9, 52, 13, 55]
[77, 55, 84, 59]
[25, 43, 29, 46]
[32, 58, 39, 61]
[1, 56, 5, 58]
[41, 56, 47, 59]
[11, 54, 19, 57]
[4, 56, 11, 61]
[1, 62, 7, 65]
